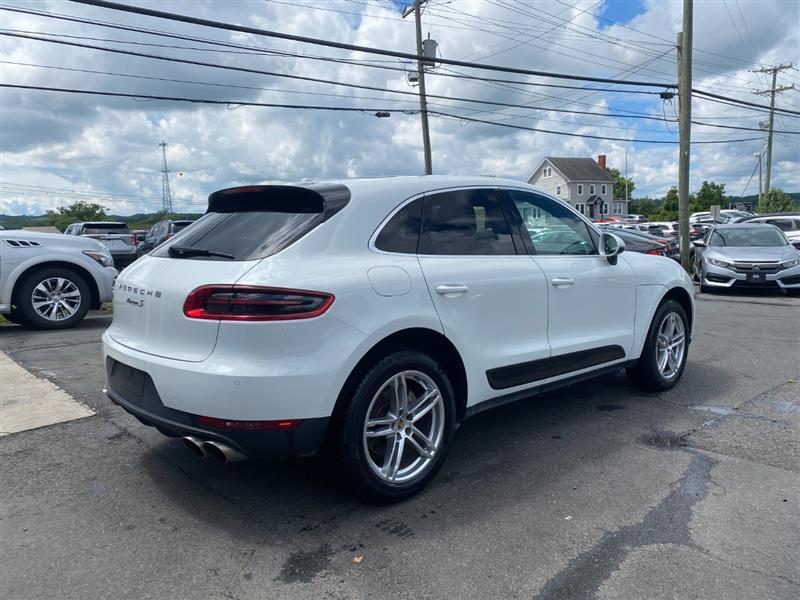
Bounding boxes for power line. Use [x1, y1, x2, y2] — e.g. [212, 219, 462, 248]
[0, 19, 664, 96]
[436, 0, 773, 92]
[692, 88, 800, 117]
[64, 0, 676, 87]
[5, 60, 691, 134]
[0, 32, 678, 122]
[0, 83, 764, 145]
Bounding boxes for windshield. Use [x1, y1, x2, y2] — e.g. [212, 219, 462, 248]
[709, 227, 787, 247]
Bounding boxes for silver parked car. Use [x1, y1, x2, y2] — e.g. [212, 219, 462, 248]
[692, 224, 800, 296]
[64, 221, 137, 268]
[737, 213, 800, 249]
[0, 230, 118, 328]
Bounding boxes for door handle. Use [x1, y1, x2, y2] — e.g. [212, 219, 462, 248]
[551, 277, 575, 287]
[435, 284, 469, 296]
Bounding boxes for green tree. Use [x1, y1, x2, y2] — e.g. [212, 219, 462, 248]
[46, 201, 108, 232]
[628, 197, 659, 218]
[691, 181, 726, 213]
[652, 187, 680, 221]
[757, 188, 795, 213]
[606, 167, 635, 201]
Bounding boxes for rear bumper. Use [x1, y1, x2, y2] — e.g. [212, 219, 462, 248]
[105, 357, 329, 458]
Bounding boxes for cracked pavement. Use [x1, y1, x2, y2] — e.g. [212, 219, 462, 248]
[1, 291, 798, 599]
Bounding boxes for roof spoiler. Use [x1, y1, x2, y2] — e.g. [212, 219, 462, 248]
[207, 184, 350, 221]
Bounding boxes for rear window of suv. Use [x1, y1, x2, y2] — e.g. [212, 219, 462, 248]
[151, 212, 323, 261]
[151, 185, 349, 261]
[83, 223, 131, 234]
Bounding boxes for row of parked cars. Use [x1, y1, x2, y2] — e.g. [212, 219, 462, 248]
[0, 218, 194, 329]
[64, 219, 196, 268]
[2, 190, 798, 330]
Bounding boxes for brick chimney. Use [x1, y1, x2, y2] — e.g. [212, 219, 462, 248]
[598, 154, 607, 170]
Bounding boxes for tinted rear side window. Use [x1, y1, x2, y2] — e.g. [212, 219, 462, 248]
[152, 211, 323, 261]
[375, 199, 423, 253]
[420, 189, 516, 256]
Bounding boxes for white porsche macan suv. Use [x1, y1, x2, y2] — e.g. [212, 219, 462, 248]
[103, 177, 694, 501]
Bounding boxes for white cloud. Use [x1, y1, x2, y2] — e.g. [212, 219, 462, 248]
[1, 0, 798, 215]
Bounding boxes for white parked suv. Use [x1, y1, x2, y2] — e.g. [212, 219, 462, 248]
[1, 230, 117, 328]
[103, 177, 694, 501]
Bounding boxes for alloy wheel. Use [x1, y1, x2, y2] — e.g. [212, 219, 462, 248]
[656, 312, 686, 380]
[362, 370, 445, 484]
[31, 277, 82, 322]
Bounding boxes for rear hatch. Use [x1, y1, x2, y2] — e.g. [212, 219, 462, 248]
[81, 223, 133, 253]
[107, 184, 350, 362]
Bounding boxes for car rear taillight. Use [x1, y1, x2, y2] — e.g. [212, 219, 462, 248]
[646, 248, 663, 255]
[183, 285, 334, 321]
[196, 415, 302, 430]
[131, 235, 137, 246]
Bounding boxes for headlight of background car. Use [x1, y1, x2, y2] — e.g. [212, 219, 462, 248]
[83, 250, 113, 267]
[782, 257, 800, 268]
[707, 257, 731, 268]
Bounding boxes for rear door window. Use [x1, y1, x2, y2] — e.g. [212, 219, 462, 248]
[419, 188, 517, 256]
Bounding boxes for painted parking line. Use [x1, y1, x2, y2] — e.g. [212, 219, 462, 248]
[0, 351, 94, 436]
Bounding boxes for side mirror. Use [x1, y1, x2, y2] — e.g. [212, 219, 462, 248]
[692, 239, 706, 247]
[600, 232, 625, 265]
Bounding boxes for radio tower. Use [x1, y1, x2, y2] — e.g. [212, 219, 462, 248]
[159, 141, 173, 213]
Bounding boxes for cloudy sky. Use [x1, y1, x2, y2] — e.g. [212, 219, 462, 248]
[1, 0, 799, 215]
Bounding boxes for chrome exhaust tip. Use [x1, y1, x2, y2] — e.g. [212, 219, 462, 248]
[202, 440, 248, 463]
[183, 435, 208, 458]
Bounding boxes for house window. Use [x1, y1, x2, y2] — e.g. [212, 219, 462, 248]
[613, 202, 623, 215]
[575, 203, 585, 214]
[603, 203, 609, 215]
[601, 184, 607, 195]
[556, 185, 561, 196]
[590, 184, 595, 195]
[577, 184, 583, 195]
[543, 166, 552, 178]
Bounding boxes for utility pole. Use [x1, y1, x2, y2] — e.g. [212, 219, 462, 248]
[159, 141, 173, 213]
[403, 0, 432, 174]
[624, 147, 629, 206]
[752, 64, 793, 194]
[676, 0, 693, 274]
[754, 152, 763, 205]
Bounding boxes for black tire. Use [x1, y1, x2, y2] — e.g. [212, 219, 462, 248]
[699, 283, 712, 294]
[16, 267, 91, 330]
[336, 350, 456, 503]
[786, 289, 800, 297]
[626, 299, 689, 391]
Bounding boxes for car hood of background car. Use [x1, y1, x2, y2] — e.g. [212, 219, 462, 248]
[709, 245, 799, 262]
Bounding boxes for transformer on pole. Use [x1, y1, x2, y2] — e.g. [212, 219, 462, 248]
[159, 141, 173, 213]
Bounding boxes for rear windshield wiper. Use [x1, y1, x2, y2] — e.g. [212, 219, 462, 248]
[168, 245, 235, 259]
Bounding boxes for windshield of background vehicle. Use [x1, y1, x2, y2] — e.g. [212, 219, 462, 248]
[710, 227, 788, 247]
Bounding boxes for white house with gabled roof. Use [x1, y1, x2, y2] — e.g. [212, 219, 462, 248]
[528, 155, 627, 220]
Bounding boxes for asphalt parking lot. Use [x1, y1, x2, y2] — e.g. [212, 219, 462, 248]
[1, 289, 799, 600]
